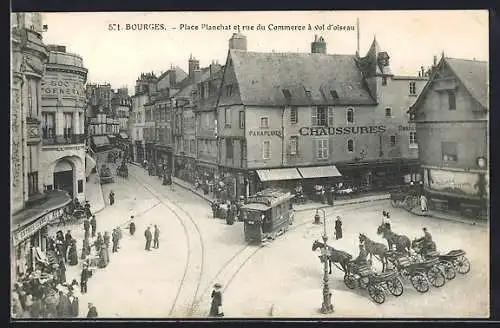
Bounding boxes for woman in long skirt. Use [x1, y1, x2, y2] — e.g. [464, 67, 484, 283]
[68, 240, 78, 266]
[209, 283, 223, 317]
[420, 194, 428, 212]
[334, 216, 343, 240]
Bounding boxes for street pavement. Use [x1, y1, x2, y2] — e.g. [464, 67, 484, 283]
[51, 157, 489, 318]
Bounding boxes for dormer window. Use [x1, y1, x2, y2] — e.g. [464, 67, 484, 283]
[330, 90, 339, 100]
[305, 90, 311, 98]
[282, 89, 291, 99]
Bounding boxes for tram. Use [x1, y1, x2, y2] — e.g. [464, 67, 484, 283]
[241, 188, 295, 244]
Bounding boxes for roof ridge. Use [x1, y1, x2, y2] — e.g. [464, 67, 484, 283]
[445, 57, 488, 64]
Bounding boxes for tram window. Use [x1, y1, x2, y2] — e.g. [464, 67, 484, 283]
[77, 180, 83, 193]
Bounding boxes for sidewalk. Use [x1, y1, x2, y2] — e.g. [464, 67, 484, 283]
[85, 172, 105, 214]
[406, 206, 487, 227]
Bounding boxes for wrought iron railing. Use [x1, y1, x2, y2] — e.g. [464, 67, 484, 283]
[42, 134, 85, 146]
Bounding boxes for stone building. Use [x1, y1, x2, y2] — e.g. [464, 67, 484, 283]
[215, 33, 427, 199]
[11, 13, 71, 281]
[409, 56, 488, 215]
[40, 45, 88, 201]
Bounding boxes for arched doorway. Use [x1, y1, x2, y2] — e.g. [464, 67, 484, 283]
[53, 159, 74, 198]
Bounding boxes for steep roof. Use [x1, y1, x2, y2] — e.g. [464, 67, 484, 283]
[229, 49, 376, 106]
[446, 57, 488, 109]
[175, 67, 211, 99]
[157, 66, 188, 86]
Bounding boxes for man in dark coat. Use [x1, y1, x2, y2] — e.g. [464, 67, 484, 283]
[211, 201, 218, 219]
[57, 259, 67, 284]
[209, 283, 223, 317]
[129, 217, 136, 236]
[84, 202, 92, 219]
[86, 302, 98, 318]
[64, 230, 73, 261]
[68, 290, 79, 318]
[56, 290, 72, 318]
[112, 229, 119, 253]
[90, 215, 97, 238]
[80, 264, 92, 294]
[83, 218, 90, 239]
[334, 216, 343, 240]
[144, 226, 152, 251]
[153, 225, 160, 249]
[109, 190, 115, 206]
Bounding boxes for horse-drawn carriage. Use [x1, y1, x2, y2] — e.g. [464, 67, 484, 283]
[390, 189, 419, 209]
[116, 162, 128, 178]
[99, 164, 114, 184]
[241, 188, 295, 244]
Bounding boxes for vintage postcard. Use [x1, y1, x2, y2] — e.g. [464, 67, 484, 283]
[10, 10, 489, 319]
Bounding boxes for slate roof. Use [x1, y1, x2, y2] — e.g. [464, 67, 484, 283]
[157, 66, 188, 86]
[228, 49, 376, 106]
[175, 67, 211, 99]
[446, 57, 488, 109]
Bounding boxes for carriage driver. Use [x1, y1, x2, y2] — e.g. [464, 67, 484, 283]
[421, 227, 433, 253]
[353, 243, 369, 266]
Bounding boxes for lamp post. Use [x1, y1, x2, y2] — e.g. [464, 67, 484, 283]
[319, 208, 334, 314]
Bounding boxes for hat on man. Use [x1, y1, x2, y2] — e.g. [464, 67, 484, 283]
[214, 283, 222, 289]
[131, 215, 134, 219]
[423, 227, 427, 231]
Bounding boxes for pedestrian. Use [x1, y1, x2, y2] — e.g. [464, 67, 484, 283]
[112, 229, 119, 253]
[30, 295, 44, 318]
[68, 290, 79, 318]
[420, 194, 428, 212]
[153, 225, 160, 249]
[68, 239, 78, 266]
[57, 258, 67, 284]
[382, 211, 391, 230]
[80, 264, 92, 294]
[334, 216, 343, 240]
[87, 302, 98, 318]
[83, 218, 90, 240]
[209, 283, 224, 317]
[109, 190, 115, 206]
[94, 232, 103, 252]
[117, 226, 122, 248]
[21, 294, 33, 318]
[144, 226, 152, 251]
[56, 288, 72, 318]
[129, 217, 136, 236]
[211, 201, 218, 219]
[90, 215, 97, 238]
[81, 237, 91, 260]
[84, 202, 92, 219]
[103, 232, 110, 264]
[64, 230, 73, 261]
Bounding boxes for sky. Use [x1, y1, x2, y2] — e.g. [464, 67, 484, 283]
[39, 10, 488, 96]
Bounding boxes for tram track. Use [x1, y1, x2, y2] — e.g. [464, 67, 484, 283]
[129, 172, 205, 317]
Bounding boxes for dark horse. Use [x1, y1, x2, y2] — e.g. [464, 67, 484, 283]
[358, 233, 388, 272]
[312, 240, 353, 274]
[411, 237, 437, 257]
[376, 224, 411, 255]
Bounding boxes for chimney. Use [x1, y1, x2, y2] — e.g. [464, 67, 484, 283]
[169, 68, 177, 87]
[188, 55, 200, 79]
[229, 33, 247, 51]
[311, 35, 326, 54]
[420, 66, 425, 77]
[433, 55, 437, 66]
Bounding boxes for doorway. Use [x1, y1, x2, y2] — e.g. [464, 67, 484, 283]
[54, 160, 74, 198]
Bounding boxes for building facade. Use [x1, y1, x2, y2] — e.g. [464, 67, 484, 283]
[215, 33, 427, 199]
[40, 45, 88, 201]
[11, 13, 72, 281]
[409, 56, 488, 215]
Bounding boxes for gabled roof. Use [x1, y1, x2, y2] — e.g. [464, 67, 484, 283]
[409, 57, 488, 112]
[156, 66, 188, 87]
[175, 67, 211, 99]
[228, 49, 376, 106]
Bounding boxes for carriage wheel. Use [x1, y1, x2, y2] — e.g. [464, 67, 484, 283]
[456, 256, 471, 274]
[442, 261, 456, 280]
[368, 285, 386, 304]
[386, 277, 404, 297]
[410, 273, 429, 293]
[427, 266, 446, 288]
[344, 274, 357, 290]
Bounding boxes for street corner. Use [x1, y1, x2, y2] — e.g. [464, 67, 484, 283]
[270, 288, 383, 318]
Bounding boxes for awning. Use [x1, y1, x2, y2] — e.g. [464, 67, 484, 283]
[256, 168, 302, 182]
[119, 132, 129, 139]
[85, 153, 97, 177]
[298, 165, 342, 179]
[92, 136, 110, 148]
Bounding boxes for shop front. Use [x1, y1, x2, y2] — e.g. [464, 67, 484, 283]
[11, 190, 71, 280]
[134, 140, 144, 163]
[255, 167, 303, 193]
[154, 145, 174, 173]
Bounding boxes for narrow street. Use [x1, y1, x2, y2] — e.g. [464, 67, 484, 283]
[56, 160, 488, 318]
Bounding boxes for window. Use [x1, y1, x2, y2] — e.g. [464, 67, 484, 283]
[239, 111, 245, 129]
[305, 90, 311, 98]
[385, 108, 392, 117]
[409, 82, 416, 95]
[316, 139, 329, 159]
[136, 130, 139, 139]
[312, 106, 327, 126]
[224, 108, 231, 127]
[225, 85, 233, 97]
[382, 76, 387, 86]
[282, 89, 291, 99]
[347, 139, 354, 153]
[409, 132, 418, 147]
[226, 138, 233, 159]
[448, 91, 456, 110]
[290, 106, 298, 124]
[262, 140, 271, 159]
[390, 135, 397, 147]
[260, 117, 269, 128]
[77, 180, 83, 193]
[442, 141, 457, 162]
[190, 140, 196, 154]
[289, 136, 298, 155]
[42, 112, 55, 139]
[28, 172, 38, 196]
[409, 112, 416, 121]
[330, 90, 339, 100]
[328, 106, 334, 126]
[346, 108, 354, 124]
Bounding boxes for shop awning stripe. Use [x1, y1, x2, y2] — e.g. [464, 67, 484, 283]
[256, 168, 302, 182]
[298, 165, 342, 179]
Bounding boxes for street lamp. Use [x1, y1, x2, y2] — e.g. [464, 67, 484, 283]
[318, 208, 334, 314]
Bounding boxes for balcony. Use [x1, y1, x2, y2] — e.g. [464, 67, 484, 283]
[42, 134, 85, 146]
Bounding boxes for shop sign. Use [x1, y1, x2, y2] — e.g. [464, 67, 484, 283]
[248, 130, 282, 137]
[41, 79, 85, 97]
[13, 208, 63, 246]
[428, 169, 479, 197]
[298, 125, 386, 136]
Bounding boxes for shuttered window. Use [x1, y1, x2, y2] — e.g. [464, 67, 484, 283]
[328, 106, 334, 126]
[290, 106, 298, 124]
[262, 140, 271, 159]
[315, 139, 329, 159]
[289, 136, 298, 155]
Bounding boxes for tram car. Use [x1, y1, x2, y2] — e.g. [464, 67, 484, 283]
[241, 188, 295, 244]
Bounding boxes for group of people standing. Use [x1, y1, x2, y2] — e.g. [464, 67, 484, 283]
[143, 224, 160, 251]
